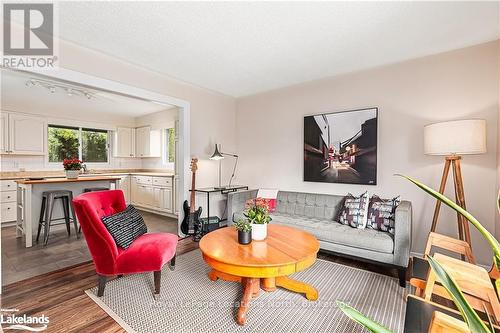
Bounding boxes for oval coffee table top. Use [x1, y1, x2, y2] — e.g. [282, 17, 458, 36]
[199, 224, 320, 268]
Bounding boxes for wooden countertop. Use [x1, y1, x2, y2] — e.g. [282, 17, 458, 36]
[16, 176, 121, 185]
[1, 171, 175, 180]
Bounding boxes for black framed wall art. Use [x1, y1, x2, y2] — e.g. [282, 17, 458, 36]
[303, 107, 378, 185]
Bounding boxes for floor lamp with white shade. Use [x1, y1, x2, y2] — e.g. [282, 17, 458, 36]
[424, 119, 487, 250]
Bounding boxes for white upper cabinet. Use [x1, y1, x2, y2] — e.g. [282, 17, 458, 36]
[135, 126, 149, 157]
[1, 112, 45, 155]
[135, 126, 161, 157]
[114, 127, 135, 157]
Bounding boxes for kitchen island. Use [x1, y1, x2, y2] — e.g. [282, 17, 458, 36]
[16, 176, 120, 247]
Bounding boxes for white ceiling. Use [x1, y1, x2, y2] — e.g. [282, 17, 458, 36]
[59, 2, 500, 97]
[1, 70, 173, 118]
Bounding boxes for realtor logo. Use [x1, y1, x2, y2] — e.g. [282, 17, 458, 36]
[2, 2, 58, 69]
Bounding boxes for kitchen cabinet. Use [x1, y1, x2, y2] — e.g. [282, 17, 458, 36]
[116, 175, 131, 203]
[135, 126, 161, 157]
[1, 112, 45, 155]
[0, 180, 17, 224]
[161, 187, 173, 212]
[113, 127, 135, 157]
[130, 175, 175, 216]
[114, 126, 161, 158]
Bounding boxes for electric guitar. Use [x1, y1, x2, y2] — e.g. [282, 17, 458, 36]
[180, 158, 202, 235]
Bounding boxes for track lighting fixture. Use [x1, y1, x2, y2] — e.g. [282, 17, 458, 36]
[25, 78, 94, 100]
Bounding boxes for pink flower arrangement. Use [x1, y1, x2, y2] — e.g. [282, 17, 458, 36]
[245, 197, 271, 211]
[244, 197, 272, 224]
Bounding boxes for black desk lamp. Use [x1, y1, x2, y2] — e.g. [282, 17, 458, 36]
[209, 144, 238, 190]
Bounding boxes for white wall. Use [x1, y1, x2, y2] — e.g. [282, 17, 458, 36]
[236, 41, 499, 266]
[497, 39, 500, 241]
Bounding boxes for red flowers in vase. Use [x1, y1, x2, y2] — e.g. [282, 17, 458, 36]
[63, 158, 83, 171]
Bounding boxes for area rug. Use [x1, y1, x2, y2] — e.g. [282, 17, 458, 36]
[85, 250, 407, 333]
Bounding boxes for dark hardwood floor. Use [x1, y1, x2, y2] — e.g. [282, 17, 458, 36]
[1, 233, 402, 332]
[1, 237, 199, 333]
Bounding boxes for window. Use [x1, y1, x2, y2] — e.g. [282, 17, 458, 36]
[48, 125, 79, 162]
[162, 128, 175, 165]
[82, 128, 108, 163]
[48, 125, 109, 163]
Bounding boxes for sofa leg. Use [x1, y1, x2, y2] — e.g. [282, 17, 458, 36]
[97, 275, 107, 297]
[154, 270, 161, 295]
[168, 254, 176, 271]
[398, 268, 407, 288]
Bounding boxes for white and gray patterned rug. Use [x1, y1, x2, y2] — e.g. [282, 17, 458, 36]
[86, 250, 407, 333]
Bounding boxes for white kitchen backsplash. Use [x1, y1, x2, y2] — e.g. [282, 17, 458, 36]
[0, 154, 142, 171]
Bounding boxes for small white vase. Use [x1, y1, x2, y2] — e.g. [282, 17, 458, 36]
[66, 170, 79, 179]
[251, 223, 267, 241]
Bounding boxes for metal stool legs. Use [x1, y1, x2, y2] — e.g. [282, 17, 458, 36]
[67, 191, 79, 238]
[37, 191, 79, 246]
[36, 196, 47, 243]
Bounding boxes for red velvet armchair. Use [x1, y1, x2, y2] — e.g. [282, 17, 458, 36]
[72, 190, 178, 297]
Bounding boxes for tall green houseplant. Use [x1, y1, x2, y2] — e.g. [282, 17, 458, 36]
[336, 176, 500, 333]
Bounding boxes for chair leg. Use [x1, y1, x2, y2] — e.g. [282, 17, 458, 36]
[36, 197, 46, 243]
[398, 268, 407, 288]
[168, 253, 176, 271]
[154, 270, 161, 295]
[62, 197, 71, 236]
[44, 195, 54, 246]
[97, 275, 107, 297]
[68, 192, 79, 238]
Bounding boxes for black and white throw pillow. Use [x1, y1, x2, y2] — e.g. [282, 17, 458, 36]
[366, 195, 401, 234]
[101, 205, 147, 249]
[338, 191, 369, 229]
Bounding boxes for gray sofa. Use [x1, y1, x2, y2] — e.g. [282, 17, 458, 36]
[228, 190, 412, 287]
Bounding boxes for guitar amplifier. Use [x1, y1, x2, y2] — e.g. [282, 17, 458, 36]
[200, 216, 221, 232]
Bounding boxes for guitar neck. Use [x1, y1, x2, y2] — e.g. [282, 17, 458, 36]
[189, 171, 196, 213]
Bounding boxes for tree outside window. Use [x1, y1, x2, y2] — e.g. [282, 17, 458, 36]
[167, 128, 175, 163]
[48, 125, 109, 163]
[48, 126, 79, 162]
[82, 128, 108, 163]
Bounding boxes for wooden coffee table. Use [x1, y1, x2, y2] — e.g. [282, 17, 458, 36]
[199, 224, 320, 325]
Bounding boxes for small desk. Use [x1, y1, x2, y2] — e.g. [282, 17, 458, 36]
[190, 185, 249, 233]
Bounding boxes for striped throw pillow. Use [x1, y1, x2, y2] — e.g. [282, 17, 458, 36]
[101, 205, 147, 249]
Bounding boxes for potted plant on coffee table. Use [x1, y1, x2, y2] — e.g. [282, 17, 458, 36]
[244, 197, 272, 241]
[63, 158, 83, 179]
[235, 219, 252, 245]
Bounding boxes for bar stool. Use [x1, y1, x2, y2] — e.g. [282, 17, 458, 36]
[77, 187, 110, 234]
[83, 187, 109, 193]
[37, 190, 79, 246]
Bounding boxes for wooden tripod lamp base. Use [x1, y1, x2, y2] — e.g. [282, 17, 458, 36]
[424, 119, 487, 253]
[429, 155, 472, 248]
